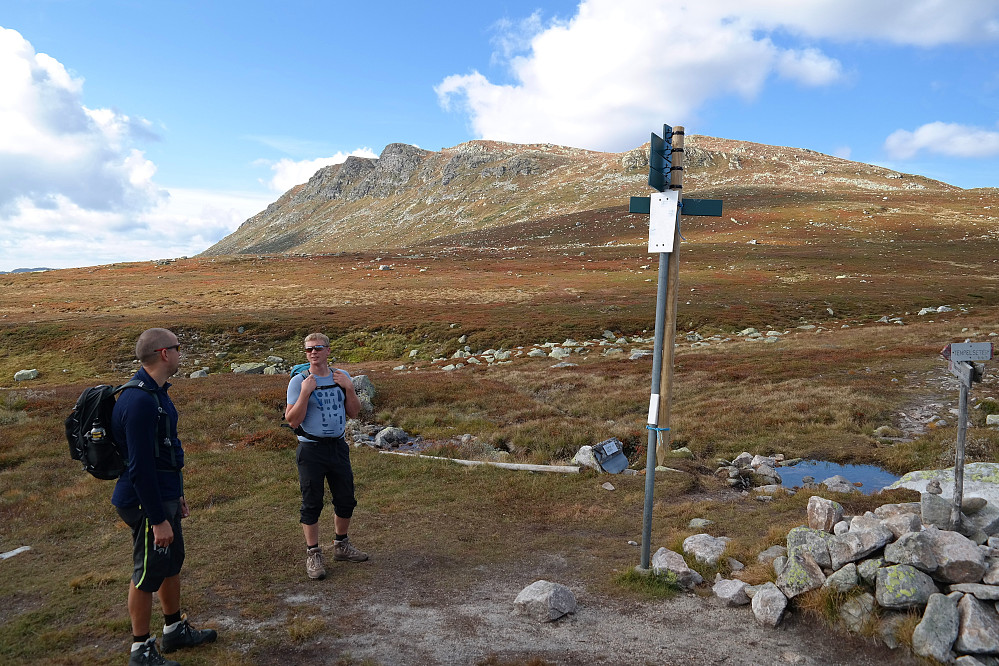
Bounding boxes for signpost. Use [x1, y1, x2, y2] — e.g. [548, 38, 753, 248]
[629, 125, 723, 571]
[940, 342, 992, 529]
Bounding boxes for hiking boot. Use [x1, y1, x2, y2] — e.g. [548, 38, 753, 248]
[161, 615, 218, 653]
[332, 536, 369, 562]
[128, 637, 179, 666]
[306, 545, 326, 579]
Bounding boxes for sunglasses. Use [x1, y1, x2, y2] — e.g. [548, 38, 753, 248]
[304, 345, 327, 353]
[155, 344, 181, 352]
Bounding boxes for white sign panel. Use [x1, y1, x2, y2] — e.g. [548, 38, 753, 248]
[950, 342, 993, 362]
[648, 190, 679, 253]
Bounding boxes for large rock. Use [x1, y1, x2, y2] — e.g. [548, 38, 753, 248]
[823, 563, 860, 594]
[876, 564, 940, 609]
[683, 534, 730, 566]
[777, 551, 826, 599]
[786, 526, 833, 569]
[513, 580, 577, 623]
[883, 512, 923, 539]
[949, 584, 999, 602]
[884, 530, 939, 573]
[231, 362, 266, 374]
[374, 427, 409, 448]
[651, 548, 703, 590]
[712, 578, 750, 606]
[807, 496, 844, 533]
[839, 592, 876, 634]
[955, 593, 999, 654]
[926, 527, 987, 584]
[922, 491, 956, 530]
[13, 369, 38, 381]
[828, 514, 894, 569]
[890, 464, 999, 530]
[751, 582, 788, 628]
[911, 592, 961, 663]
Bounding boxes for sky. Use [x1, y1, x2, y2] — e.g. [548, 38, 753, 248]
[2, 0, 999, 272]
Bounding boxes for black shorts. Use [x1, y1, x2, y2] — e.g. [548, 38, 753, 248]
[116, 500, 185, 592]
[296, 437, 357, 525]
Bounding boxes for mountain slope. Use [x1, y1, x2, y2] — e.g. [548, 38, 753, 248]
[201, 136, 956, 257]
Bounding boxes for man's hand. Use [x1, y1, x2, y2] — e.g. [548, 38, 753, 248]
[179, 497, 190, 519]
[332, 369, 354, 392]
[152, 520, 174, 548]
[301, 373, 318, 394]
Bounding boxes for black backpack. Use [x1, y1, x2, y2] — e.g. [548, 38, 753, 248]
[65, 380, 164, 480]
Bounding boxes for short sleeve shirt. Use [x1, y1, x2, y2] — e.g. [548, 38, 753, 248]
[287, 369, 352, 440]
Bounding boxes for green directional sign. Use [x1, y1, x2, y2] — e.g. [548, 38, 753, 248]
[629, 196, 722, 216]
[648, 127, 672, 192]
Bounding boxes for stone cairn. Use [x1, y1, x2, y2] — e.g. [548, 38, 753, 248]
[656, 491, 999, 663]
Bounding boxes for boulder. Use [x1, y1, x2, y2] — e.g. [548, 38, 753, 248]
[828, 514, 894, 569]
[823, 563, 859, 594]
[839, 592, 876, 634]
[911, 592, 961, 663]
[956, 593, 999, 655]
[857, 557, 886, 586]
[926, 527, 987, 584]
[786, 526, 833, 569]
[712, 578, 751, 606]
[651, 548, 703, 590]
[883, 512, 923, 539]
[514, 580, 577, 623]
[231, 362, 266, 374]
[751, 582, 787, 628]
[373, 427, 409, 449]
[950, 584, 999, 602]
[13, 369, 38, 381]
[683, 534, 730, 566]
[776, 551, 826, 599]
[884, 531, 939, 573]
[756, 545, 787, 565]
[875, 564, 939, 609]
[807, 496, 844, 533]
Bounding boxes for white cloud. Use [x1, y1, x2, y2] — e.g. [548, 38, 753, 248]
[0, 188, 273, 271]
[884, 121, 999, 159]
[0, 27, 165, 214]
[0, 27, 272, 271]
[259, 149, 379, 193]
[436, 0, 999, 151]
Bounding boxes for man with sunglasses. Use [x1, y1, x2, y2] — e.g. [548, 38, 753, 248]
[112, 328, 217, 665]
[285, 332, 368, 580]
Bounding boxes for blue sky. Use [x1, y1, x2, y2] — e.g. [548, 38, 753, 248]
[2, 0, 999, 271]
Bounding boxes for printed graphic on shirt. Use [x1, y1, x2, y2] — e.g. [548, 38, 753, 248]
[311, 383, 346, 435]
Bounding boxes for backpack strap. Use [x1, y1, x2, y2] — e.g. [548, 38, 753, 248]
[116, 380, 177, 470]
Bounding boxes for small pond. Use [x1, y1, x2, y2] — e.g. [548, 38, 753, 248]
[777, 460, 901, 495]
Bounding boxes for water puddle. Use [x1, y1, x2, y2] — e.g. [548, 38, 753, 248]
[778, 460, 901, 495]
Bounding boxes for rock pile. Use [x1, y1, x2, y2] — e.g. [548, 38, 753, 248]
[686, 490, 999, 662]
[714, 451, 793, 491]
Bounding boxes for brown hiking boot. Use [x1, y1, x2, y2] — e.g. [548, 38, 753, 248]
[332, 536, 369, 562]
[305, 546, 326, 579]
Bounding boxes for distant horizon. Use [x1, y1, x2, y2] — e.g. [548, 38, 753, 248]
[3, 1, 999, 271]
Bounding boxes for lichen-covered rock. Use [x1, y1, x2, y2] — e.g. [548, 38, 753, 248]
[828, 514, 894, 569]
[786, 526, 833, 569]
[839, 591, 876, 634]
[876, 564, 939, 609]
[823, 563, 859, 594]
[884, 530, 939, 573]
[911, 592, 961, 663]
[777, 551, 826, 599]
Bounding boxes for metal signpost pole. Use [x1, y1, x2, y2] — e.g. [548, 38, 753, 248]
[941, 342, 993, 529]
[629, 125, 723, 571]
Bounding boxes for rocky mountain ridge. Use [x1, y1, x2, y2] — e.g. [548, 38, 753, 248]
[202, 135, 956, 257]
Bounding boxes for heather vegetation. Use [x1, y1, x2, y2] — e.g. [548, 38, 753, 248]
[1, 154, 998, 662]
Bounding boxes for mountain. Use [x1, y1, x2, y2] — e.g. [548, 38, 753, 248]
[201, 135, 959, 257]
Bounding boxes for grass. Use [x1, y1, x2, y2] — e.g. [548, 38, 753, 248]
[0, 203, 997, 662]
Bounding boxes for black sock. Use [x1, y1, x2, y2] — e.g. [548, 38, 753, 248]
[335, 534, 347, 542]
[164, 611, 182, 627]
[133, 633, 150, 646]
[307, 543, 319, 549]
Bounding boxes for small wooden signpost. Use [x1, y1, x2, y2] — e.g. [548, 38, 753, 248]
[628, 125, 723, 571]
[940, 342, 993, 529]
